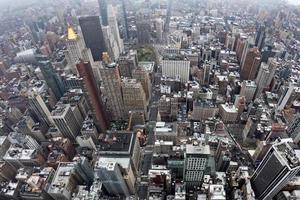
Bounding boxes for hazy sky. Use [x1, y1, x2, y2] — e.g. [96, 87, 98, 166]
[288, 0, 300, 5]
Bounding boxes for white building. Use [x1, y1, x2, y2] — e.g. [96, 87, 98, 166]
[161, 60, 190, 83]
[240, 80, 257, 103]
[184, 141, 211, 189]
[51, 104, 81, 142]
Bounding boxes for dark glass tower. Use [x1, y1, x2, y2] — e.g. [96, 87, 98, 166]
[98, 0, 108, 26]
[39, 61, 64, 101]
[78, 16, 107, 61]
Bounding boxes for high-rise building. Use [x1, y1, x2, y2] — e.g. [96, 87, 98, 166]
[255, 25, 266, 50]
[240, 80, 257, 103]
[184, 141, 211, 189]
[79, 16, 107, 61]
[48, 161, 93, 200]
[255, 63, 270, 98]
[51, 104, 81, 142]
[118, 50, 138, 78]
[219, 104, 238, 123]
[276, 83, 295, 111]
[28, 93, 54, 127]
[122, 0, 129, 40]
[251, 141, 300, 200]
[39, 61, 64, 101]
[155, 18, 164, 43]
[76, 61, 109, 132]
[65, 25, 86, 73]
[98, 0, 108, 26]
[192, 99, 218, 121]
[287, 113, 300, 144]
[162, 60, 190, 83]
[8, 132, 41, 150]
[107, 4, 124, 54]
[122, 78, 147, 116]
[240, 48, 261, 81]
[132, 67, 151, 101]
[100, 62, 125, 120]
[266, 58, 279, 86]
[136, 20, 151, 44]
[94, 161, 130, 197]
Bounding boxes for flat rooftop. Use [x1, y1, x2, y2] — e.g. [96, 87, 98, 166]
[97, 132, 135, 155]
[186, 141, 211, 155]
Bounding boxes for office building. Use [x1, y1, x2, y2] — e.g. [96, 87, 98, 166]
[255, 63, 270, 98]
[39, 61, 64, 101]
[79, 16, 107, 61]
[219, 104, 238, 123]
[0, 136, 11, 160]
[155, 122, 178, 144]
[162, 60, 190, 83]
[98, 0, 108, 26]
[255, 25, 266, 50]
[277, 83, 295, 111]
[51, 104, 81, 142]
[192, 99, 218, 121]
[48, 161, 93, 200]
[95, 131, 140, 175]
[158, 95, 178, 122]
[240, 48, 261, 81]
[240, 80, 257, 103]
[155, 18, 164, 43]
[8, 132, 41, 150]
[132, 66, 151, 101]
[287, 113, 300, 144]
[94, 161, 130, 197]
[100, 62, 125, 120]
[122, 78, 147, 116]
[136, 20, 151, 44]
[3, 146, 45, 168]
[251, 141, 300, 200]
[107, 4, 124, 54]
[184, 140, 211, 189]
[28, 93, 54, 127]
[76, 61, 109, 132]
[118, 50, 138, 78]
[65, 25, 84, 63]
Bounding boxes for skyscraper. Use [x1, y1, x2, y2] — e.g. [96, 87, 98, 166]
[76, 60, 109, 132]
[255, 25, 266, 50]
[107, 4, 124, 54]
[94, 161, 130, 197]
[287, 112, 300, 144]
[122, 0, 129, 40]
[39, 61, 64, 101]
[51, 103, 81, 142]
[251, 140, 300, 200]
[100, 62, 125, 120]
[28, 93, 54, 127]
[79, 16, 107, 61]
[240, 80, 257, 103]
[184, 141, 211, 189]
[122, 78, 147, 117]
[98, 0, 108, 26]
[255, 63, 270, 98]
[240, 48, 261, 81]
[132, 67, 151, 101]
